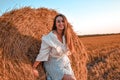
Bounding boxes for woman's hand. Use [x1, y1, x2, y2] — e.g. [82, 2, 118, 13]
[62, 74, 76, 80]
[33, 68, 39, 78]
[32, 61, 41, 78]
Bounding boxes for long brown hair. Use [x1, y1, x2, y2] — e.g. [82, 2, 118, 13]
[51, 14, 75, 53]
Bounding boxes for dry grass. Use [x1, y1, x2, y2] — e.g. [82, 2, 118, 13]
[81, 34, 120, 80]
[1, 6, 119, 80]
[0, 7, 87, 80]
[0, 7, 57, 80]
[1, 6, 118, 80]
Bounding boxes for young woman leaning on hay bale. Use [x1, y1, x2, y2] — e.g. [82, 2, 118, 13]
[32, 14, 87, 80]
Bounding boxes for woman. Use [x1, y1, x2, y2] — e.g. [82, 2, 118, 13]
[33, 14, 76, 80]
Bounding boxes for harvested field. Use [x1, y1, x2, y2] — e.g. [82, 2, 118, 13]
[1, 7, 119, 80]
[80, 34, 120, 80]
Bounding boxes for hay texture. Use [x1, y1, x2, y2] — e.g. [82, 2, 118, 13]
[0, 7, 87, 80]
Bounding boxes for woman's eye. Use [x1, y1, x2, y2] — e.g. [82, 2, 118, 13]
[57, 20, 60, 23]
[57, 20, 64, 23]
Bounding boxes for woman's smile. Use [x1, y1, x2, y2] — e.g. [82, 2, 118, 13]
[56, 16, 65, 30]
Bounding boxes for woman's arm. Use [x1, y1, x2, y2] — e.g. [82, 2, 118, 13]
[32, 61, 41, 77]
[32, 61, 41, 69]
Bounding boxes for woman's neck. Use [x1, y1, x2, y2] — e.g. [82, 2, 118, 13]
[56, 30, 62, 36]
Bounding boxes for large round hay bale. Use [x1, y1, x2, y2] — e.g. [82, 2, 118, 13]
[0, 7, 87, 80]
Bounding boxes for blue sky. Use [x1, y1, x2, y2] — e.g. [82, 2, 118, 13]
[0, 0, 120, 35]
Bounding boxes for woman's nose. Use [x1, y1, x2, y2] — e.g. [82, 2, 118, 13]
[60, 21, 63, 24]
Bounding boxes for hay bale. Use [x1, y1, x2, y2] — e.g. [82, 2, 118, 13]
[0, 7, 87, 80]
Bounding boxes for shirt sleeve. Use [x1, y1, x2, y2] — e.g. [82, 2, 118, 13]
[36, 36, 51, 61]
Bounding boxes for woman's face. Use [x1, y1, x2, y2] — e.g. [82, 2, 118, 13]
[55, 16, 65, 30]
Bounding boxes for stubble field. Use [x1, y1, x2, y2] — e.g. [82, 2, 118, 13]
[80, 34, 120, 80]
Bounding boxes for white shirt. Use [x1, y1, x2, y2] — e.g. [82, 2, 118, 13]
[36, 31, 71, 61]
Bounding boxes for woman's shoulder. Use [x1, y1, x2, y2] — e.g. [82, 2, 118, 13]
[41, 31, 59, 47]
[41, 31, 55, 44]
[42, 31, 52, 40]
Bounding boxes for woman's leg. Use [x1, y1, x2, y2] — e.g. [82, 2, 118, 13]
[62, 74, 76, 80]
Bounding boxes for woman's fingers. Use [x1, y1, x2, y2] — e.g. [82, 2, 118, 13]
[62, 74, 76, 80]
[33, 69, 39, 77]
